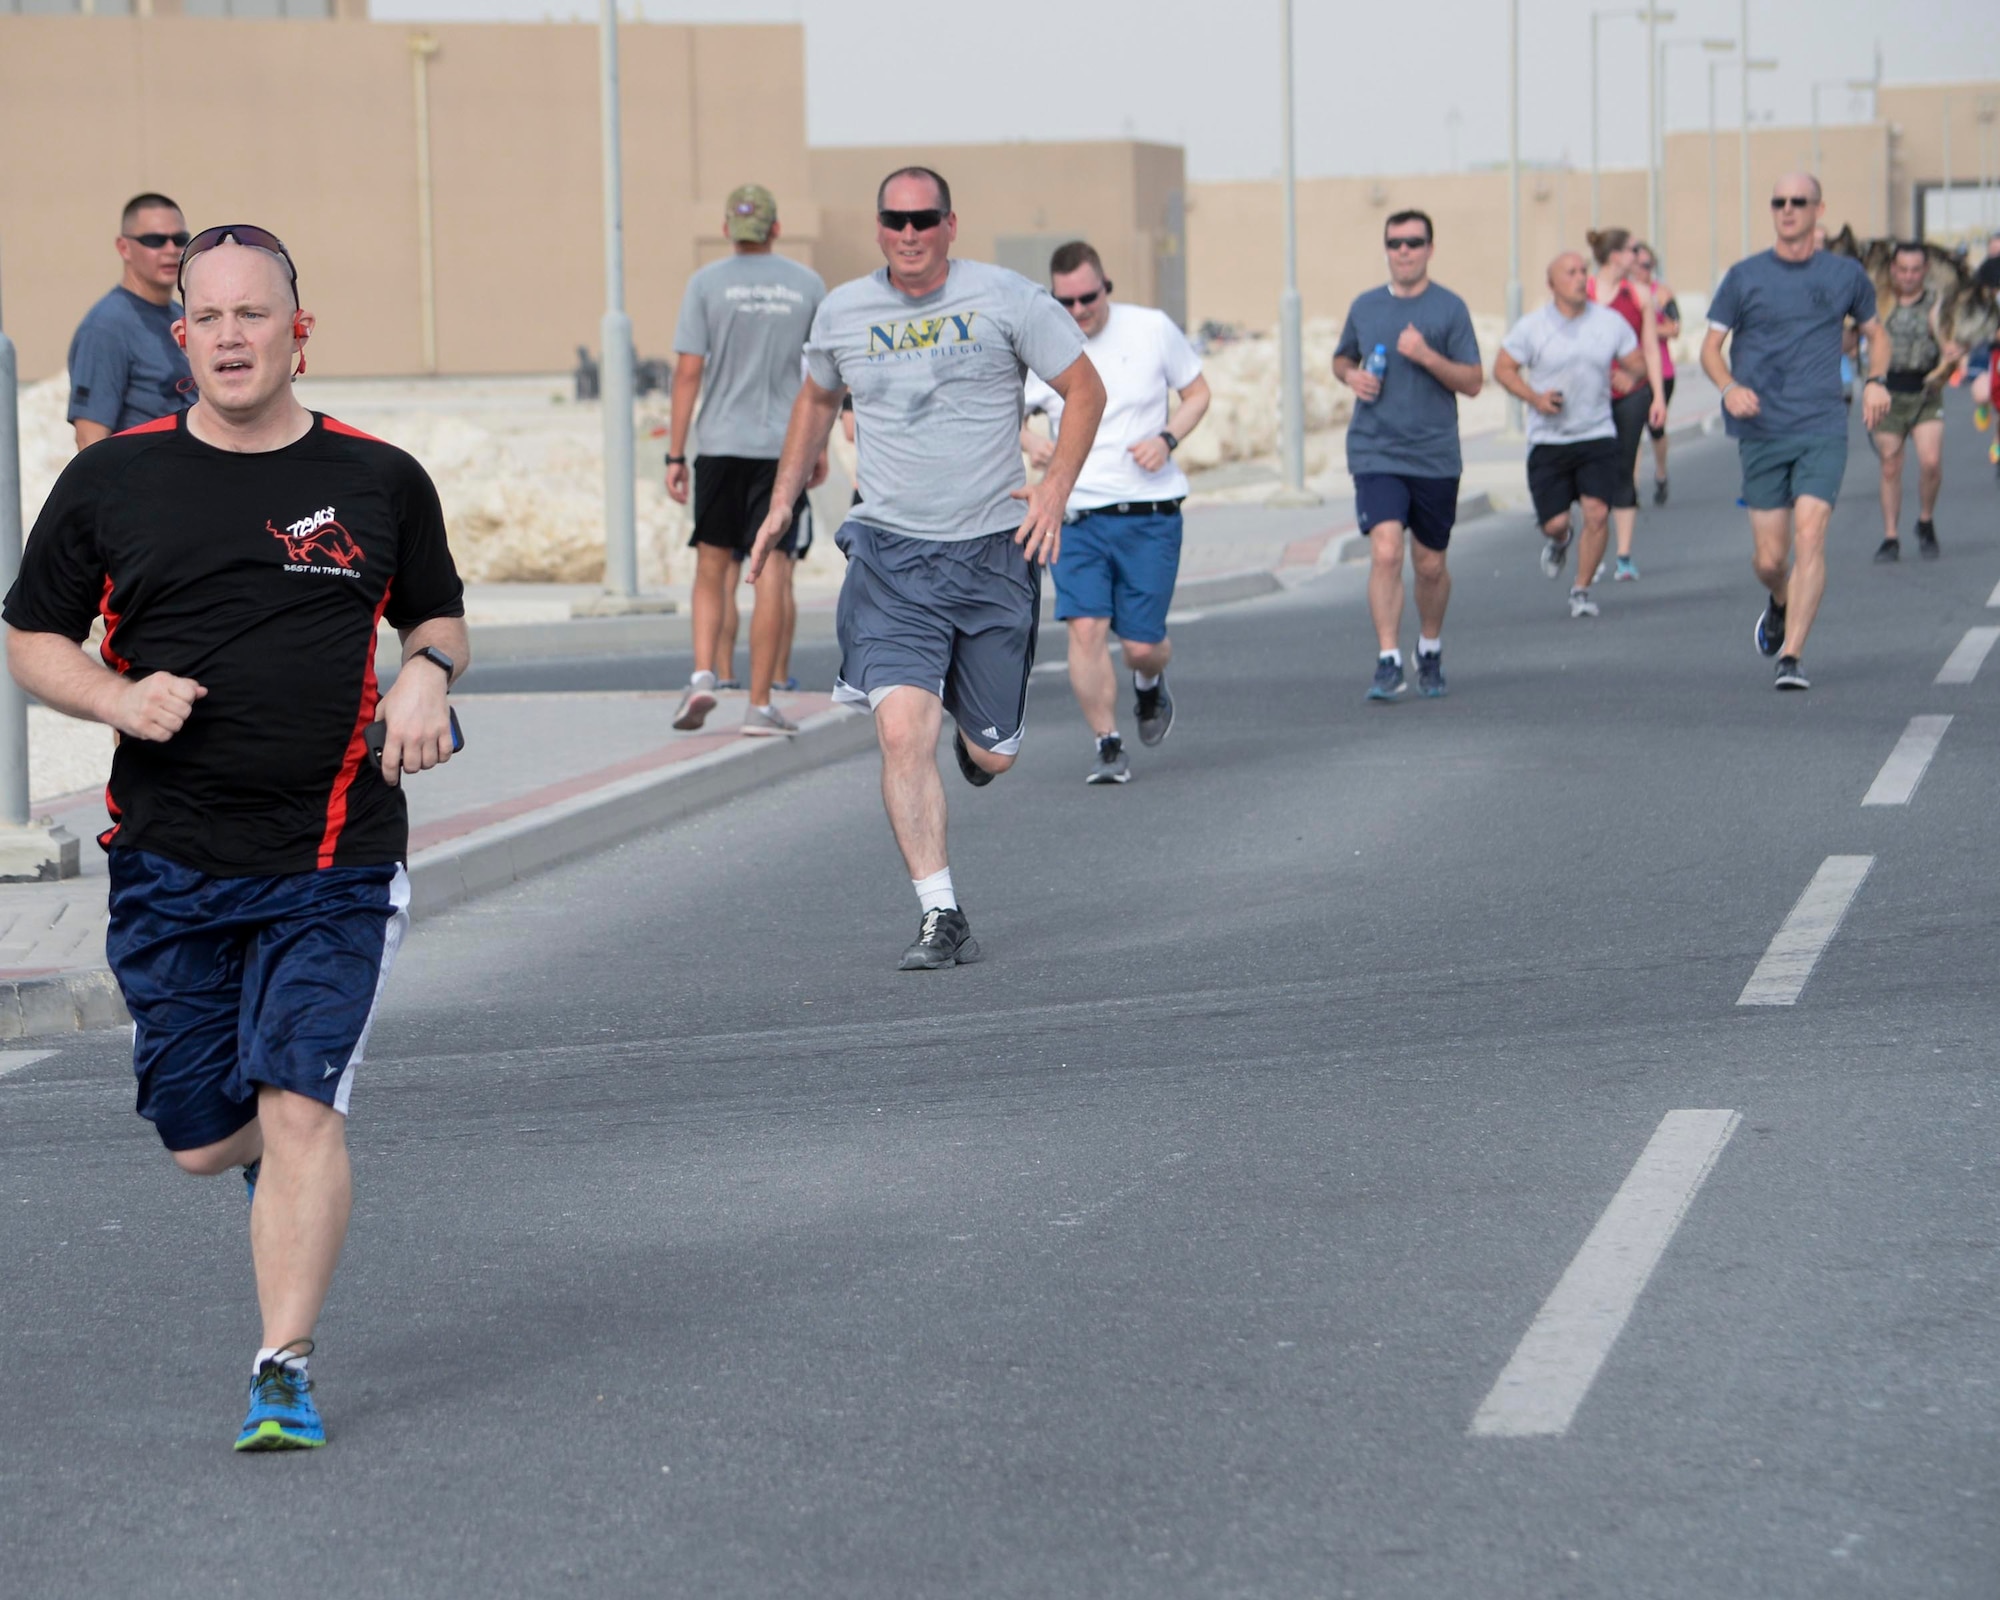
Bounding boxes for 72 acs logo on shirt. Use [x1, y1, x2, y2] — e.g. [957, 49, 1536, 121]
[268, 507, 364, 577]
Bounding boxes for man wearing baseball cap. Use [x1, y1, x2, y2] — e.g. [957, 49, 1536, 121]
[666, 184, 828, 736]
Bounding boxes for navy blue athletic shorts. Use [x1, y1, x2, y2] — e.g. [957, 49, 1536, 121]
[832, 520, 1039, 756]
[1051, 507, 1182, 644]
[1353, 472, 1462, 551]
[105, 849, 410, 1152]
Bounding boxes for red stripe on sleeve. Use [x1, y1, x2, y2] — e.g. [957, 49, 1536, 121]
[316, 587, 394, 869]
[97, 576, 130, 673]
[322, 416, 387, 444]
[111, 415, 179, 439]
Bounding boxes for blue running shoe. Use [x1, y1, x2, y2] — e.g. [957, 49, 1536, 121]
[1367, 656, 1406, 702]
[1754, 599, 1786, 658]
[1614, 555, 1638, 581]
[1416, 650, 1447, 698]
[242, 1159, 260, 1203]
[235, 1342, 324, 1452]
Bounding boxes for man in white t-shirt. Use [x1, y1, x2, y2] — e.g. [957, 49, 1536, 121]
[1023, 241, 1209, 784]
[1493, 252, 1646, 619]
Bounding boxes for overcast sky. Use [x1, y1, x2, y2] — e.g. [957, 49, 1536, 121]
[370, 0, 1996, 182]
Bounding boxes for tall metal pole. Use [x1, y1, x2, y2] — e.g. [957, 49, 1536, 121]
[1646, 4, 1661, 249]
[1811, 83, 1822, 180]
[1738, 0, 1751, 259]
[598, 0, 637, 598]
[1506, 0, 1524, 437]
[1274, 0, 1312, 502]
[1941, 93, 1952, 243]
[1708, 55, 1722, 289]
[1590, 12, 1601, 229]
[0, 273, 29, 828]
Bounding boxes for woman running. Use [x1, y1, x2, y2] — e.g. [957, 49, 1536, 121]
[1631, 242, 1679, 504]
[1585, 228, 1667, 580]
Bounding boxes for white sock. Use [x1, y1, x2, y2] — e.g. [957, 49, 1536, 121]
[1133, 671, 1161, 690]
[913, 867, 956, 914]
[255, 1346, 309, 1376]
[1418, 636, 1442, 657]
[1379, 648, 1402, 667]
[690, 669, 717, 690]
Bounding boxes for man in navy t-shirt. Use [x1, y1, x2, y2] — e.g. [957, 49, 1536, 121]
[1702, 173, 1886, 692]
[67, 192, 194, 450]
[1333, 210, 1484, 701]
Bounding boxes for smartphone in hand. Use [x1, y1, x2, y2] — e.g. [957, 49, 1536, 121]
[365, 707, 464, 771]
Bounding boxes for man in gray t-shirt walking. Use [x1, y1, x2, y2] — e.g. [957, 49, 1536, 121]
[666, 184, 827, 737]
[68, 192, 194, 450]
[747, 166, 1106, 971]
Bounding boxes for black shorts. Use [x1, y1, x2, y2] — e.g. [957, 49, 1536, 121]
[1646, 375, 1676, 439]
[1527, 438, 1623, 526]
[1353, 472, 1461, 551]
[1609, 386, 1651, 507]
[692, 455, 806, 558]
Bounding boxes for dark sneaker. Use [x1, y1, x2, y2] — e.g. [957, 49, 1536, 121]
[1916, 519, 1940, 559]
[1873, 537, 1900, 563]
[1653, 478, 1668, 506]
[234, 1343, 324, 1452]
[1133, 674, 1175, 746]
[1774, 655, 1810, 691]
[242, 1159, 260, 1203]
[1416, 650, 1446, 698]
[899, 905, 980, 970]
[952, 729, 995, 787]
[672, 686, 717, 731]
[1366, 656, 1407, 701]
[1086, 734, 1131, 785]
[1754, 599, 1787, 658]
[1539, 532, 1571, 579]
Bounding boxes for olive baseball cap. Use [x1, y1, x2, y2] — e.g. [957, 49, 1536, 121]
[725, 184, 777, 243]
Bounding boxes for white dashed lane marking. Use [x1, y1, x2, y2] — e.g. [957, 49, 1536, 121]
[1470, 1109, 1741, 1439]
[1936, 627, 2000, 685]
[1737, 855, 1874, 1006]
[1862, 715, 1952, 806]
[0, 1049, 56, 1080]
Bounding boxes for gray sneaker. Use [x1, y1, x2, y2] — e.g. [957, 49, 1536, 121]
[1087, 734, 1131, 785]
[1133, 673, 1175, 746]
[1568, 587, 1599, 619]
[672, 685, 718, 731]
[741, 703, 799, 737]
[1540, 532, 1571, 579]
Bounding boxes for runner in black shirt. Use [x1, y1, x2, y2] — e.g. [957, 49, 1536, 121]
[4, 228, 467, 1452]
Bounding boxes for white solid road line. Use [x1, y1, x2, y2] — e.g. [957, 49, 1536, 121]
[1862, 715, 1953, 806]
[1470, 1109, 1741, 1439]
[1737, 854, 1875, 1006]
[1987, 577, 2000, 609]
[0, 1049, 56, 1079]
[1936, 626, 2000, 685]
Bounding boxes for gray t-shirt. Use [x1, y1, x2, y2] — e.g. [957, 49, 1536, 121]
[1500, 301, 1638, 447]
[1333, 282, 1481, 478]
[1706, 248, 1877, 439]
[66, 286, 192, 433]
[672, 252, 826, 459]
[805, 259, 1088, 541]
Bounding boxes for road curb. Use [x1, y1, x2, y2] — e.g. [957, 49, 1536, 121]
[0, 967, 129, 1042]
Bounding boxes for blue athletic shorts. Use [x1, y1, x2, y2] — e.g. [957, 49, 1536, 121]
[1051, 508, 1183, 644]
[1737, 434, 1848, 511]
[832, 521, 1040, 756]
[1353, 473, 1461, 551]
[105, 849, 410, 1152]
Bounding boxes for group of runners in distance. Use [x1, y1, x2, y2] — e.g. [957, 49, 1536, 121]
[8, 156, 1970, 1455]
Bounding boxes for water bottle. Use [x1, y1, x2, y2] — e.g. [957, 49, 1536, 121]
[1362, 343, 1388, 399]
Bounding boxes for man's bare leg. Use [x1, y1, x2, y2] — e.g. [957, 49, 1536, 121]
[1368, 524, 1408, 653]
[717, 576, 741, 684]
[688, 545, 735, 677]
[1876, 431, 1907, 541]
[775, 571, 798, 687]
[1067, 616, 1118, 736]
[1411, 543, 1450, 639]
[1914, 421, 1945, 522]
[748, 552, 793, 707]
[874, 687, 1011, 880]
[1575, 498, 1611, 592]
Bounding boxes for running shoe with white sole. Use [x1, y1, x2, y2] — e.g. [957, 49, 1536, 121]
[899, 906, 980, 970]
[1133, 675, 1175, 746]
[1754, 599, 1787, 658]
[234, 1343, 323, 1452]
[1774, 655, 1810, 691]
[1366, 656, 1406, 701]
[1416, 650, 1446, 698]
[1540, 533, 1571, 579]
[1087, 734, 1131, 785]
[741, 703, 799, 737]
[1568, 587, 1599, 619]
[672, 686, 718, 731]
[952, 729, 995, 787]
[1614, 555, 1638, 581]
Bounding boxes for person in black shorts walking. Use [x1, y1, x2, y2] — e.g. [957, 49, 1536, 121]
[6, 227, 467, 1451]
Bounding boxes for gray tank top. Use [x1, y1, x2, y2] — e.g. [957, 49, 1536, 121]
[1885, 290, 1940, 377]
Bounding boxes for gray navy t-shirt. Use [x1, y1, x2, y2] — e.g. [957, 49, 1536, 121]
[672, 252, 827, 459]
[1706, 248, 1877, 439]
[1500, 302, 1638, 447]
[804, 259, 1088, 541]
[67, 286, 192, 434]
[1333, 282, 1481, 478]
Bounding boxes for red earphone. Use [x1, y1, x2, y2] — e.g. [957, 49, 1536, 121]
[170, 316, 308, 368]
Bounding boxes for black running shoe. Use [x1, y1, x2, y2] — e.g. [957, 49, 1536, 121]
[1416, 650, 1447, 698]
[1133, 674, 1175, 746]
[1754, 599, 1787, 658]
[899, 905, 980, 970]
[1774, 655, 1810, 691]
[1873, 537, 1900, 563]
[952, 729, 995, 787]
[1917, 519, 1940, 559]
[1653, 478, 1668, 506]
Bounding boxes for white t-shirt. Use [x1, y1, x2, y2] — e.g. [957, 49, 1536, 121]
[1024, 303, 1202, 509]
[1499, 301, 1638, 447]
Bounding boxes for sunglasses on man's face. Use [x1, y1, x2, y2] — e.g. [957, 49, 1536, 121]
[176, 224, 301, 306]
[125, 231, 191, 250]
[1385, 236, 1430, 251]
[1771, 196, 1815, 210]
[878, 209, 945, 233]
[1055, 288, 1108, 309]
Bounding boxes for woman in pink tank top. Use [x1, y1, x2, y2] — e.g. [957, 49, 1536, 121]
[1630, 243, 1679, 504]
[1586, 228, 1666, 580]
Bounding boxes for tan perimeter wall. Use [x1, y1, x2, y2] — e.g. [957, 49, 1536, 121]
[1880, 81, 2000, 242]
[809, 142, 1187, 324]
[0, 17, 816, 380]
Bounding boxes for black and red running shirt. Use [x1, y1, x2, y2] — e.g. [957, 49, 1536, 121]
[3, 411, 465, 877]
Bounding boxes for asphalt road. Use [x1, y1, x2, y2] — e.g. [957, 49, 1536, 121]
[5, 402, 1999, 1597]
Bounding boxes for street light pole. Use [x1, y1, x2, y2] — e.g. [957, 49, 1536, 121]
[1739, 0, 1751, 259]
[1646, 3, 1660, 248]
[1590, 11, 1601, 228]
[597, 0, 637, 599]
[1273, 0, 1315, 504]
[1506, 0, 1523, 438]
[1707, 48, 1733, 290]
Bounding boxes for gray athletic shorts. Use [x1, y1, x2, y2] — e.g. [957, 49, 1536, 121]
[832, 521, 1040, 755]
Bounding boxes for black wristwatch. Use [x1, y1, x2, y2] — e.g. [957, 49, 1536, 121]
[408, 645, 455, 681]
[1159, 430, 1179, 452]
[1862, 376, 1887, 390]
[666, 454, 688, 466]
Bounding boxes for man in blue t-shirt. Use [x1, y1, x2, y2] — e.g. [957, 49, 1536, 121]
[1333, 210, 1484, 701]
[67, 192, 194, 451]
[1702, 173, 1887, 692]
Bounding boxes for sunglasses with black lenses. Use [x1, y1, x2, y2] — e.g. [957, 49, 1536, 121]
[176, 224, 301, 306]
[878, 209, 945, 233]
[1385, 235, 1431, 251]
[124, 231, 191, 250]
[1771, 196, 1815, 210]
[1055, 287, 1110, 308]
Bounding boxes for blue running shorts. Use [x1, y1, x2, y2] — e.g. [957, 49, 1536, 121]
[832, 521, 1039, 756]
[1051, 507, 1183, 644]
[1737, 434, 1849, 511]
[1353, 473, 1461, 551]
[106, 849, 410, 1152]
